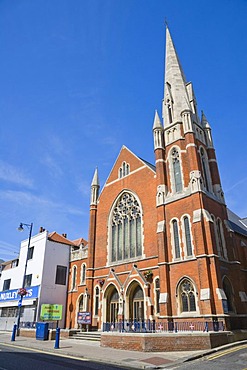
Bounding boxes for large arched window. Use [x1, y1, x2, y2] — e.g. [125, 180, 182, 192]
[179, 279, 196, 313]
[172, 219, 181, 259]
[171, 148, 182, 193]
[183, 216, 193, 257]
[110, 192, 142, 263]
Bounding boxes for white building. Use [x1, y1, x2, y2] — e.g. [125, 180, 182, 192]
[0, 228, 75, 330]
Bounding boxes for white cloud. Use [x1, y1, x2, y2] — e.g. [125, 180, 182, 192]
[0, 160, 33, 188]
[0, 190, 85, 216]
[224, 177, 247, 193]
[0, 241, 19, 261]
[41, 154, 63, 178]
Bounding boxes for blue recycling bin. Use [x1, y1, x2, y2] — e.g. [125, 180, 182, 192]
[36, 322, 49, 340]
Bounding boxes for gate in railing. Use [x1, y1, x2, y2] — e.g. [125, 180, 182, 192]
[103, 320, 224, 333]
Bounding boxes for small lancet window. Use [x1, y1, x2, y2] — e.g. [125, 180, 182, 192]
[72, 266, 77, 290]
[172, 219, 181, 259]
[184, 217, 193, 256]
[168, 102, 173, 124]
[200, 147, 210, 191]
[171, 148, 182, 193]
[94, 286, 100, 316]
[118, 162, 130, 179]
[155, 278, 160, 314]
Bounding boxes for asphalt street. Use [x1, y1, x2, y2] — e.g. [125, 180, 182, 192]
[0, 344, 132, 370]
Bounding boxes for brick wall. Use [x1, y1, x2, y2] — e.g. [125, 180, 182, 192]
[100, 332, 239, 352]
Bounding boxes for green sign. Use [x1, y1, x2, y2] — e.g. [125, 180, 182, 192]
[40, 304, 63, 320]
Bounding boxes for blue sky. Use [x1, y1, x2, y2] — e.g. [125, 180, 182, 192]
[0, 0, 247, 261]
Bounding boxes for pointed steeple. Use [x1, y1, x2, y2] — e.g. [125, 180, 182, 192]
[163, 27, 191, 126]
[90, 168, 100, 205]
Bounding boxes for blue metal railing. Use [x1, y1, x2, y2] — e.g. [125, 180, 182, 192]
[103, 320, 224, 333]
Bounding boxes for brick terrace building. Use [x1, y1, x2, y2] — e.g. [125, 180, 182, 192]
[66, 27, 247, 332]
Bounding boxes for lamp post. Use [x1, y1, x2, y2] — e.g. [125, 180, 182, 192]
[16, 222, 33, 334]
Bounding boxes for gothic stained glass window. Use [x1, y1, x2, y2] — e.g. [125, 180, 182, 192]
[171, 148, 182, 192]
[111, 192, 142, 262]
[179, 279, 196, 312]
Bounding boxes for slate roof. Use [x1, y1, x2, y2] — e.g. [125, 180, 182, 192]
[227, 209, 247, 237]
[139, 157, 156, 172]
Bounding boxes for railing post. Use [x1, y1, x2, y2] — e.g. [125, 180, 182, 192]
[174, 322, 178, 333]
[54, 327, 60, 349]
[11, 324, 17, 341]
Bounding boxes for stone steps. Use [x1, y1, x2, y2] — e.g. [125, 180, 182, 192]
[70, 331, 101, 342]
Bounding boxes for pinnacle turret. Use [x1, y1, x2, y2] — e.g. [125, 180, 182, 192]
[152, 110, 163, 130]
[153, 110, 164, 150]
[90, 167, 100, 205]
[91, 167, 99, 187]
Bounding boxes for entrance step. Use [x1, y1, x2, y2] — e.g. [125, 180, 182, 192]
[70, 331, 101, 342]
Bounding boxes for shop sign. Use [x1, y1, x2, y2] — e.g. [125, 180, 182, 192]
[40, 304, 63, 320]
[0, 285, 39, 302]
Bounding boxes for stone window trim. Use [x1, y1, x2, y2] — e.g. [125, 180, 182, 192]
[211, 214, 228, 260]
[176, 277, 199, 315]
[119, 161, 130, 179]
[170, 217, 182, 261]
[154, 277, 160, 316]
[198, 145, 213, 193]
[78, 294, 84, 312]
[180, 214, 194, 258]
[71, 265, 77, 291]
[108, 190, 144, 265]
[167, 146, 184, 194]
[80, 263, 86, 285]
[94, 285, 100, 317]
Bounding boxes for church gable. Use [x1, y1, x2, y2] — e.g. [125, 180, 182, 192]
[105, 146, 155, 186]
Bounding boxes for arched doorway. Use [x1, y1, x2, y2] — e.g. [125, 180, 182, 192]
[127, 283, 144, 321]
[105, 285, 119, 323]
[223, 277, 235, 313]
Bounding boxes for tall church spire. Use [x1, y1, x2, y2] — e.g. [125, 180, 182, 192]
[163, 27, 191, 126]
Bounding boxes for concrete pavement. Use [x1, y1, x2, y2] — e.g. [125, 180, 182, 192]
[0, 330, 246, 369]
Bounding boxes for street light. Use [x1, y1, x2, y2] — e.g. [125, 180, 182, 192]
[16, 222, 33, 334]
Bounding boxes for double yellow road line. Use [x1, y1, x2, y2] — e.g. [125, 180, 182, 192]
[207, 343, 247, 360]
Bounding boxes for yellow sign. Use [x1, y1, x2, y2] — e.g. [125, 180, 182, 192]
[40, 304, 63, 320]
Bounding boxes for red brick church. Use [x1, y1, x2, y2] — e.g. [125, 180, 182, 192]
[66, 27, 247, 332]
